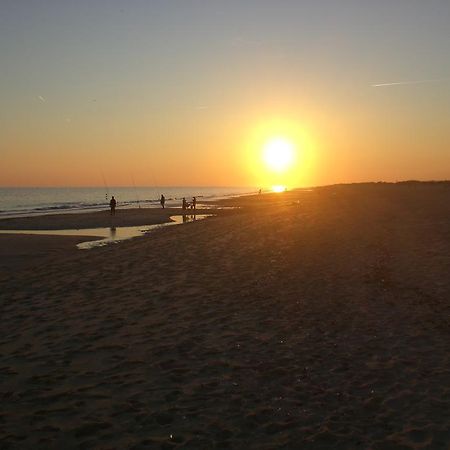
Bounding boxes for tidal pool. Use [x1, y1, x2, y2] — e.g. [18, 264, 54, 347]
[0, 214, 212, 249]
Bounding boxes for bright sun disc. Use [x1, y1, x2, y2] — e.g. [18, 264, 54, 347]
[263, 138, 295, 172]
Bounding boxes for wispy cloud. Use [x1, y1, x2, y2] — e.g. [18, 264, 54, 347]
[371, 78, 447, 87]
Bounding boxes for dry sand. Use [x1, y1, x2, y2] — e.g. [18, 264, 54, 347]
[0, 183, 449, 449]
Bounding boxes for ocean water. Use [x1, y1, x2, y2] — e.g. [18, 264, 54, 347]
[0, 186, 255, 218]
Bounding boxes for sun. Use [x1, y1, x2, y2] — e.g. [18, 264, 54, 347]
[262, 138, 295, 172]
[272, 185, 286, 193]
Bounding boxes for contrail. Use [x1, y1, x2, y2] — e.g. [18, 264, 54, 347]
[371, 78, 447, 87]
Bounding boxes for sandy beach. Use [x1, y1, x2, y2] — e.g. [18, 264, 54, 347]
[0, 182, 449, 449]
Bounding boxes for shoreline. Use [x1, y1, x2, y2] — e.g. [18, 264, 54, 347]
[0, 192, 268, 270]
[0, 206, 236, 231]
[0, 187, 258, 222]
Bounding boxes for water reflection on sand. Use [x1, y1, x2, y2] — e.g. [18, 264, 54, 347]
[0, 214, 212, 250]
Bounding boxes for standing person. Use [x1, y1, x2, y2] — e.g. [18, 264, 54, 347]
[109, 196, 117, 215]
[192, 196, 197, 210]
[160, 194, 165, 209]
[182, 197, 187, 210]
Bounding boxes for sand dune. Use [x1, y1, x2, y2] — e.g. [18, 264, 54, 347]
[0, 183, 449, 449]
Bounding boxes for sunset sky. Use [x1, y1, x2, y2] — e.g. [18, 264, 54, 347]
[1, 1, 449, 188]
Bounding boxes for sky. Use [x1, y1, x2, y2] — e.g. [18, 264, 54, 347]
[1, 0, 449, 187]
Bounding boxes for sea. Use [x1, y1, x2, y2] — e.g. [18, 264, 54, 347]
[0, 186, 256, 219]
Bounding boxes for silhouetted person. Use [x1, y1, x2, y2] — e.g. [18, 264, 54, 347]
[109, 196, 116, 215]
[258, 188, 262, 195]
[160, 194, 165, 209]
[192, 196, 197, 210]
[182, 197, 187, 210]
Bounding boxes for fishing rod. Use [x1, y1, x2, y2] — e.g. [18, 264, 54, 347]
[130, 173, 141, 209]
[101, 170, 109, 201]
[148, 163, 160, 205]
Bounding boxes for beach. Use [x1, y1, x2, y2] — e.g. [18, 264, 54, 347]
[0, 206, 234, 231]
[0, 183, 449, 449]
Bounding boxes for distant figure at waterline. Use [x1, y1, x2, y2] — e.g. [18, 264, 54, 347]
[160, 194, 165, 209]
[192, 196, 197, 210]
[182, 197, 187, 210]
[109, 196, 116, 215]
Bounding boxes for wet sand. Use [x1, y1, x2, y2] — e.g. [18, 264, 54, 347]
[0, 206, 230, 231]
[0, 182, 449, 449]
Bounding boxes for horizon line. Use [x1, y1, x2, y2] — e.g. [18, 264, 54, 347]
[1, 180, 449, 189]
